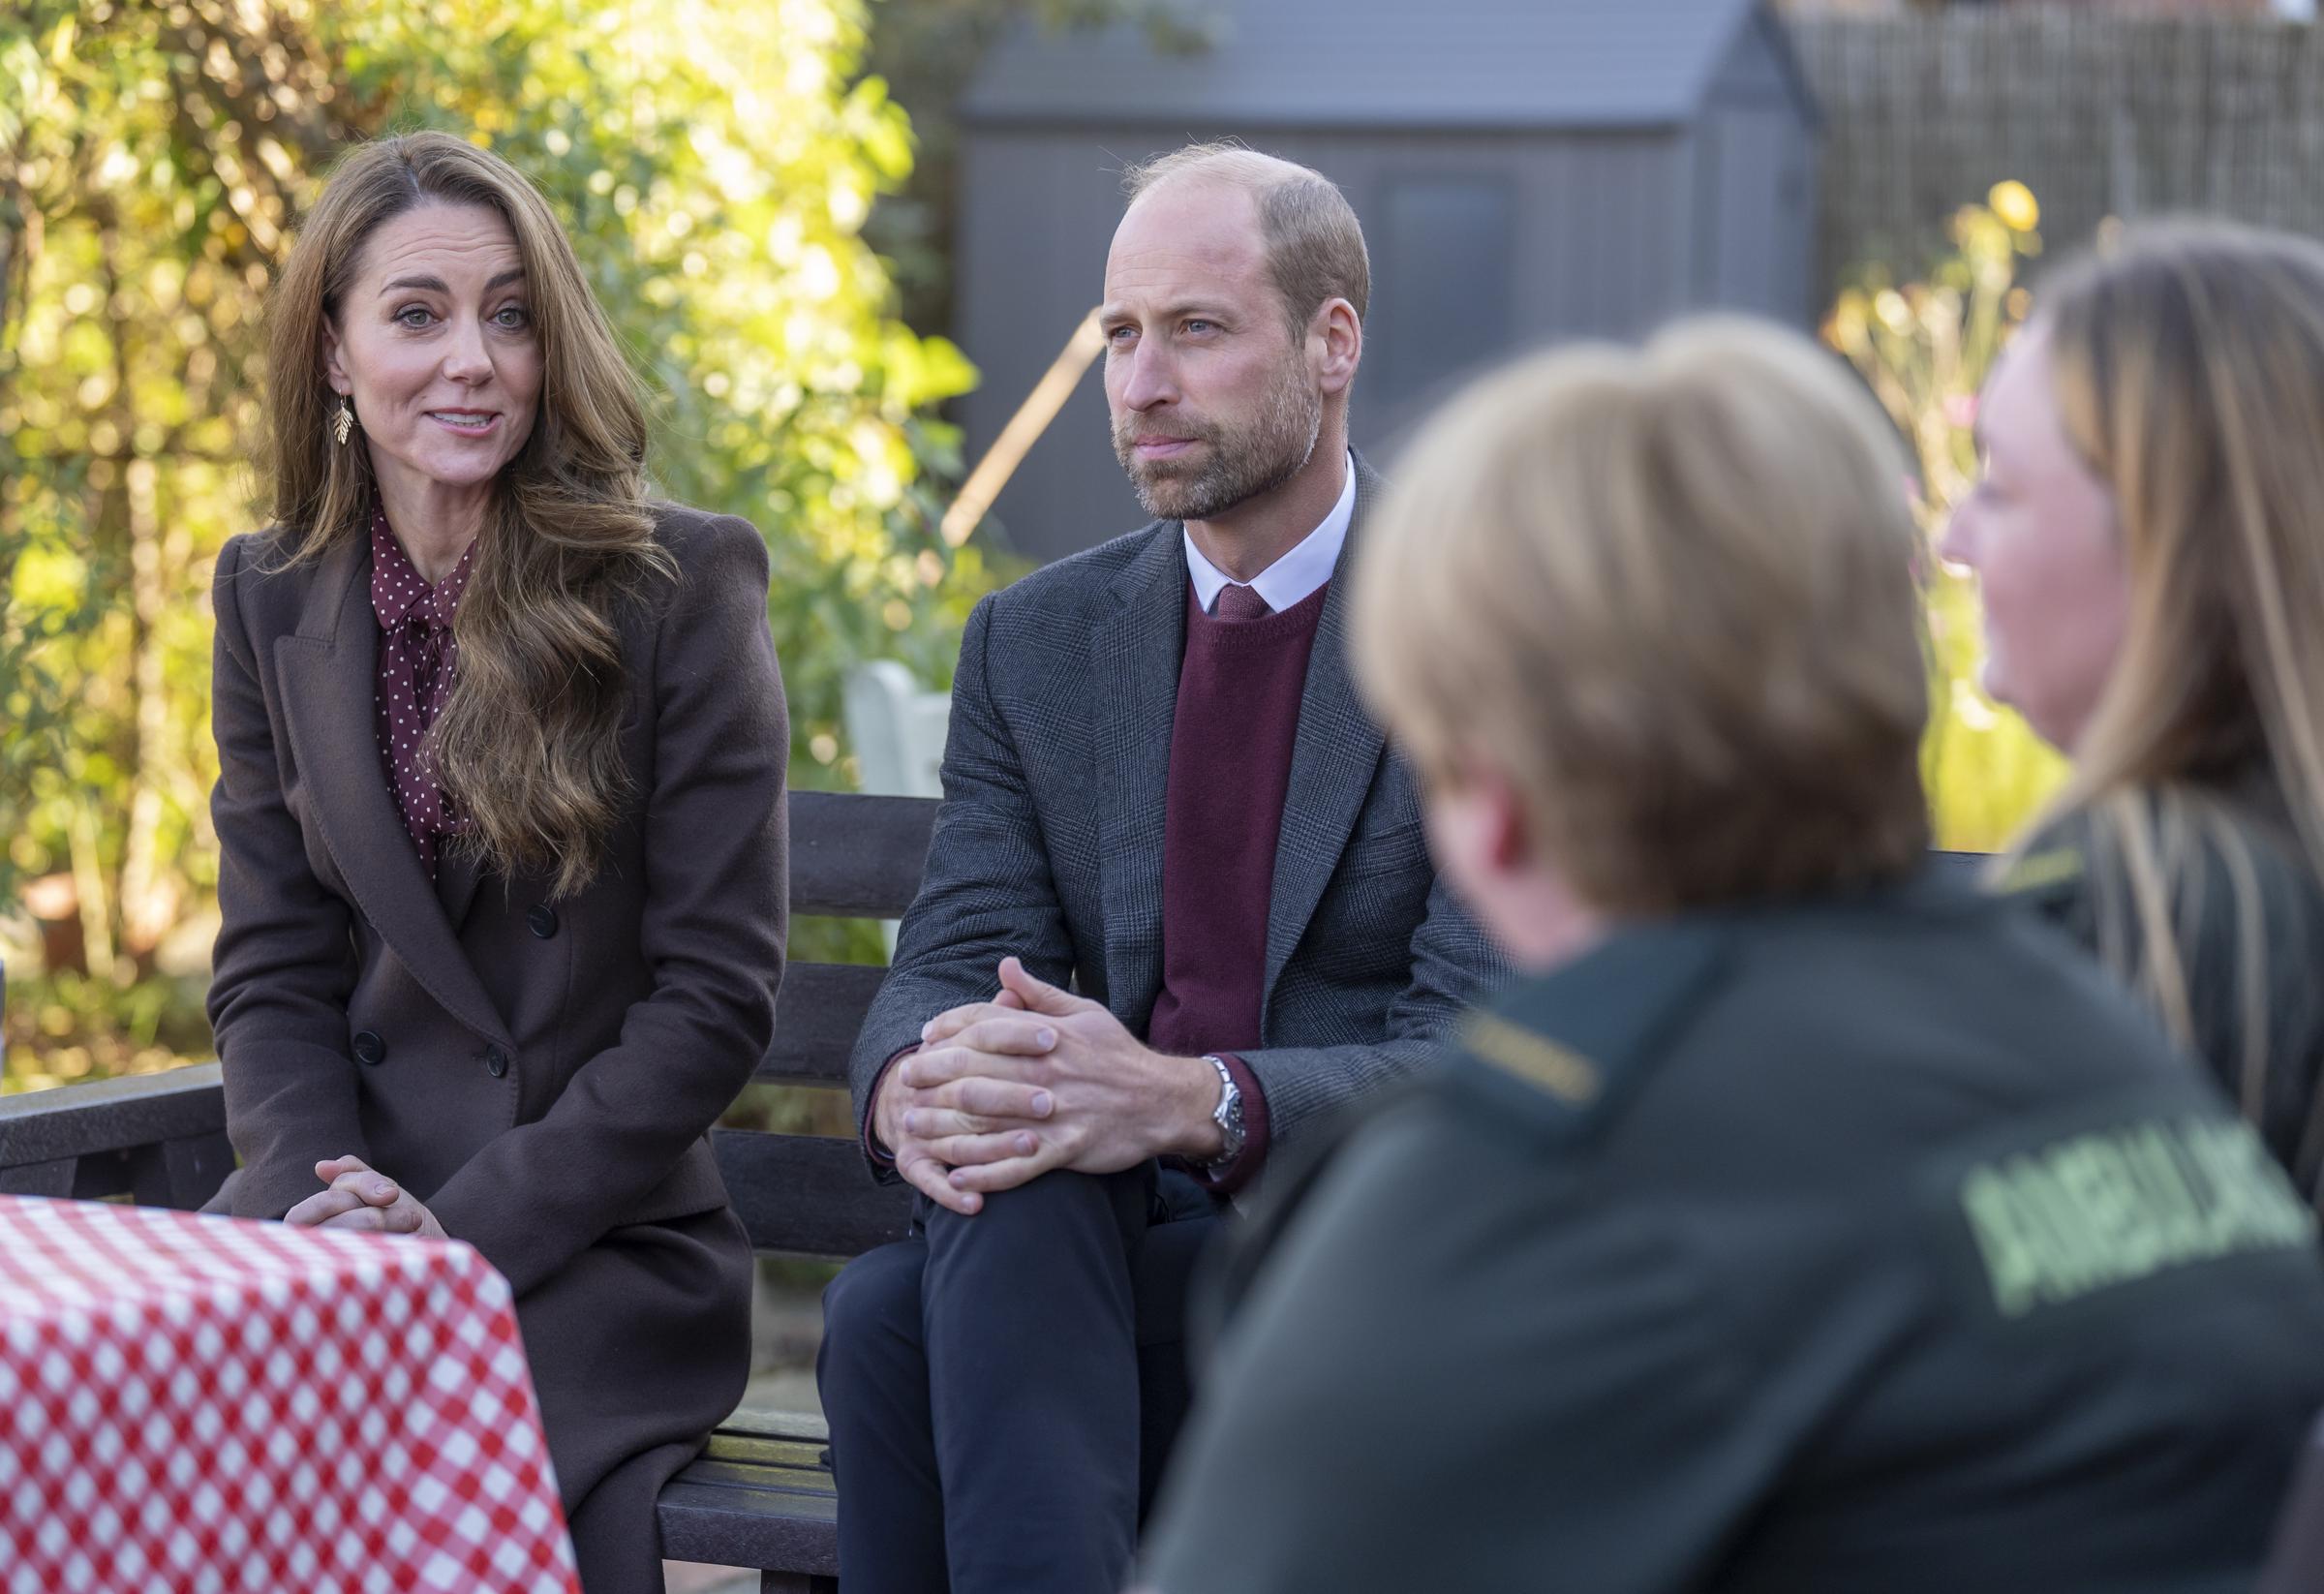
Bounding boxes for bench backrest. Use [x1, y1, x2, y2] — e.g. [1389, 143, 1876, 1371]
[0, 831, 2007, 1249]
[0, 790, 935, 1260]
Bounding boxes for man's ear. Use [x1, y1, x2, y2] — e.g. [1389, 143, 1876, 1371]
[1310, 297, 1361, 398]
[322, 319, 352, 397]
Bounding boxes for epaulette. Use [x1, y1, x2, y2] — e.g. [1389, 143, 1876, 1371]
[1996, 844, 2083, 898]
[1445, 918, 1733, 1144]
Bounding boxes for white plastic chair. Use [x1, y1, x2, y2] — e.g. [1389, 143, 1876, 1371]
[841, 661, 952, 950]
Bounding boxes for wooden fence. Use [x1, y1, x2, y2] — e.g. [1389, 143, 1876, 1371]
[1793, 11, 2324, 295]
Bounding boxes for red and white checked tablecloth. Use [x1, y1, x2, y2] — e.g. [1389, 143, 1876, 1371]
[0, 1193, 581, 1593]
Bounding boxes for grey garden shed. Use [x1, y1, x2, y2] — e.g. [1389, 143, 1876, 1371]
[952, 0, 1819, 565]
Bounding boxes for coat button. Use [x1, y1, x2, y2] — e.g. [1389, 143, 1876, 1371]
[352, 1031, 385, 1066]
[527, 904, 559, 939]
[484, 1045, 510, 1079]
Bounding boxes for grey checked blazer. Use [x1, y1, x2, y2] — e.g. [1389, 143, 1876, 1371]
[849, 459, 1508, 1175]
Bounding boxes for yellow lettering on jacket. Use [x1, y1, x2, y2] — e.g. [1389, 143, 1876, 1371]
[1961, 1118, 2313, 1317]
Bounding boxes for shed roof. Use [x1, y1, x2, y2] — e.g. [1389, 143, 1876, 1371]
[961, 0, 1805, 132]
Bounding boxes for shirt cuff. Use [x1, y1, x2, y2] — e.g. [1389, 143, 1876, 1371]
[863, 1044, 919, 1166]
[1186, 1053, 1270, 1196]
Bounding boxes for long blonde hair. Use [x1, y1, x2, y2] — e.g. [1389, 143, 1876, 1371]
[263, 132, 672, 896]
[2030, 222, 2324, 1122]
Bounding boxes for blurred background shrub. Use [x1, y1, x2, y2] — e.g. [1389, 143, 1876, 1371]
[0, 0, 1008, 1089]
[1824, 179, 2069, 855]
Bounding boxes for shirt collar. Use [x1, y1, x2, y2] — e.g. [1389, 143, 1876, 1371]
[1183, 450, 1357, 615]
[368, 505, 475, 629]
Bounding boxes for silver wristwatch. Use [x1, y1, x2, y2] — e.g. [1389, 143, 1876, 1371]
[1202, 1055, 1245, 1167]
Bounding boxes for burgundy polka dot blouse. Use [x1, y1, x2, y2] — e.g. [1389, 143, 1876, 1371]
[369, 506, 476, 879]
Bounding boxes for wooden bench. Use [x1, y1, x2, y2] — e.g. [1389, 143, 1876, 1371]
[0, 788, 936, 1594]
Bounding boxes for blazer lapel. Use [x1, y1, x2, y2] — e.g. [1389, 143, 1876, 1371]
[1264, 462, 1390, 1014]
[1094, 524, 1189, 1024]
[274, 536, 515, 1049]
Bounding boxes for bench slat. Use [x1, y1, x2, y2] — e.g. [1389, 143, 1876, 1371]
[658, 1414, 839, 1577]
[788, 791, 936, 919]
[693, 1434, 829, 1470]
[0, 1158, 76, 1198]
[657, 1478, 836, 1576]
[712, 1130, 911, 1257]
[0, 1079, 902, 1257]
[675, 1457, 831, 1490]
[0, 1063, 226, 1167]
[760, 962, 884, 1086]
[58, 1132, 238, 1210]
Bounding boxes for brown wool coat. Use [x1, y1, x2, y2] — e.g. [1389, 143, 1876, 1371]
[202, 503, 788, 1591]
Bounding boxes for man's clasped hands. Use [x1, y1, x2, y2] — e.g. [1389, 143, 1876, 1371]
[874, 956, 1230, 1216]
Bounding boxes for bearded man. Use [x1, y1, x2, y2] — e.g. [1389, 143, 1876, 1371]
[814, 143, 1507, 1594]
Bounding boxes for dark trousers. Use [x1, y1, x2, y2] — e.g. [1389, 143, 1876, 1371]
[816, 1162, 1225, 1594]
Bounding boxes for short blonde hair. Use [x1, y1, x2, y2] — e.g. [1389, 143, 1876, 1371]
[1352, 317, 1930, 916]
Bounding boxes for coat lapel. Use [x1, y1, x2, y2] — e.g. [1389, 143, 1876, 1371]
[1263, 461, 1390, 1014]
[1094, 525, 1188, 1025]
[274, 536, 515, 1049]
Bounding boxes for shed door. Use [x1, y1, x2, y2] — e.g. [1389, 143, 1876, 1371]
[1698, 105, 1814, 324]
[1372, 173, 1517, 423]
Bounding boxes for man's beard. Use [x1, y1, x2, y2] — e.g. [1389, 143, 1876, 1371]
[1113, 354, 1324, 523]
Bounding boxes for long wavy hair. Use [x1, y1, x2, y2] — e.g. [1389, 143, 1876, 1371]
[2025, 222, 2324, 1146]
[263, 131, 671, 897]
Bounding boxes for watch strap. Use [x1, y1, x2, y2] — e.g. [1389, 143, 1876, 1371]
[1201, 1054, 1245, 1166]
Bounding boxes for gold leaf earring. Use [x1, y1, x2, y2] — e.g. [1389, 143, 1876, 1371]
[332, 397, 354, 446]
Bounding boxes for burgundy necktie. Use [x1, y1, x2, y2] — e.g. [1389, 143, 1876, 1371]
[1215, 583, 1272, 622]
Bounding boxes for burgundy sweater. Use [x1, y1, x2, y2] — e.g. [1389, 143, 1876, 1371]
[869, 577, 1329, 1189]
[1147, 578, 1330, 1187]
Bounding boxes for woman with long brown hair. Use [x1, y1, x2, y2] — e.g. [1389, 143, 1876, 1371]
[1945, 221, 2324, 1203]
[203, 130, 788, 1590]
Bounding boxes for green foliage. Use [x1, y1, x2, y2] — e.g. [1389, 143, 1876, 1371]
[0, 967, 209, 1094]
[1823, 181, 2070, 853]
[1, 0, 1000, 1085]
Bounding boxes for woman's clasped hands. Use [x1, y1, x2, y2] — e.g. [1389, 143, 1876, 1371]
[284, 1153, 449, 1239]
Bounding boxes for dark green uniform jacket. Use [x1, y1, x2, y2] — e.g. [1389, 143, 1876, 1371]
[1141, 868, 2324, 1594]
[2006, 795, 2324, 1200]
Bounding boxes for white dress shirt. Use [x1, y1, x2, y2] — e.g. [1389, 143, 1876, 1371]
[1182, 451, 1357, 616]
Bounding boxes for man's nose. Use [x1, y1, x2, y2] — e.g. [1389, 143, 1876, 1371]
[1116, 340, 1177, 412]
